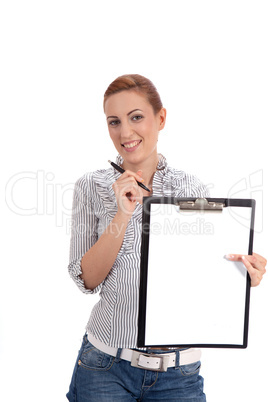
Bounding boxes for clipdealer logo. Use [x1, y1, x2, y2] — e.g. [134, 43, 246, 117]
[5, 170, 74, 228]
[4, 169, 264, 234]
[147, 217, 214, 236]
[227, 169, 263, 233]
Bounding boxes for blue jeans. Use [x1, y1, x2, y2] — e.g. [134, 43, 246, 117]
[66, 334, 206, 401]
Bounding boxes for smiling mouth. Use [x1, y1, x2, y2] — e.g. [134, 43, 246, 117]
[122, 140, 142, 149]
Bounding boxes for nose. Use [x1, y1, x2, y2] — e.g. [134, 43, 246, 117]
[120, 120, 134, 139]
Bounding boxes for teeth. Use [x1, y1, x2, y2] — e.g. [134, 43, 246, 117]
[124, 140, 141, 149]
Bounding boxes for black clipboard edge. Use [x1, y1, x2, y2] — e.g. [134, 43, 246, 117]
[137, 197, 255, 349]
[243, 198, 255, 348]
[137, 199, 151, 347]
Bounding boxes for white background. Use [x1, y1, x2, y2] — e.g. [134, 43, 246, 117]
[1, 1, 267, 401]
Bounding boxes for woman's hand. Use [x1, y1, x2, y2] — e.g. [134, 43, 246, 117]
[112, 169, 144, 217]
[226, 253, 267, 286]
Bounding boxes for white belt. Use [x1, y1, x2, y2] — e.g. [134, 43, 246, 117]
[87, 333, 201, 372]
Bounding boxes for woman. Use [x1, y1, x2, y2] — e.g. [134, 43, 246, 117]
[66, 74, 266, 401]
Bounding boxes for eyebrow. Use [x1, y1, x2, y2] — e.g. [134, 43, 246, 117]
[107, 109, 143, 120]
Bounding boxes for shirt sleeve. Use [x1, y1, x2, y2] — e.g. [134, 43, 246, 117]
[171, 169, 210, 198]
[188, 174, 210, 198]
[68, 174, 101, 294]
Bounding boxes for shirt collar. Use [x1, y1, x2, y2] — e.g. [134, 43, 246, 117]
[115, 153, 168, 171]
[116, 154, 124, 167]
[156, 154, 167, 171]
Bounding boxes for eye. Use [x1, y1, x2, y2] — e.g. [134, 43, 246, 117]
[132, 115, 143, 121]
[109, 119, 120, 126]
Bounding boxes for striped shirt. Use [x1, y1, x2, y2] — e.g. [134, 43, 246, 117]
[68, 154, 209, 348]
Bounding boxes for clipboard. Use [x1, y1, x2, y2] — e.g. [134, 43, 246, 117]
[138, 197, 255, 349]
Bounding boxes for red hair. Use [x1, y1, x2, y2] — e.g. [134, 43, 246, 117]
[103, 74, 163, 114]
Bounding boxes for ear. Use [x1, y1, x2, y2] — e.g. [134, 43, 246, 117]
[158, 108, 167, 131]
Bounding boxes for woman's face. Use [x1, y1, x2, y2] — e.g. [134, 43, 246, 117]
[104, 90, 166, 168]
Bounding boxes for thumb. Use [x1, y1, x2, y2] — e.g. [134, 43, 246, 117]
[136, 170, 144, 182]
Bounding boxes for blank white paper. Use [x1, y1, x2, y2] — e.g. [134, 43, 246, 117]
[144, 203, 251, 346]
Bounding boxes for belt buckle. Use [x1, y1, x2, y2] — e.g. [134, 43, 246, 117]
[130, 351, 169, 372]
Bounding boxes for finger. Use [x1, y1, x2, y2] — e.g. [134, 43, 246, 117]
[122, 183, 139, 199]
[225, 254, 255, 263]
[225, 254, 243, 261]
[136, 170, 144, 180]
[241, 256, 262, 287]
[114, 176, 137, 191]
[226, 254, 264, 286]
[125, 193, 136, 202]
[226, 254, 266, 273]
[113, 175, 144, 205]
[244, 255, 266, 273]
[122, 169, 145, 183]
[116, 175, 144, 196]
[252, 252, 267, 266]
[225, 254, 252, 271]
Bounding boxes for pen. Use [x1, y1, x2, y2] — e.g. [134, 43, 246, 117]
[108, 160, 151, 192]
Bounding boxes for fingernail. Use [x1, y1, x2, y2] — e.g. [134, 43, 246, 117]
[225, 254, 234, 259]
[136, 170, 144, 181]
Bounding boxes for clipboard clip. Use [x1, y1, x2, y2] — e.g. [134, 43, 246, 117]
[178, 198, 225, 212]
